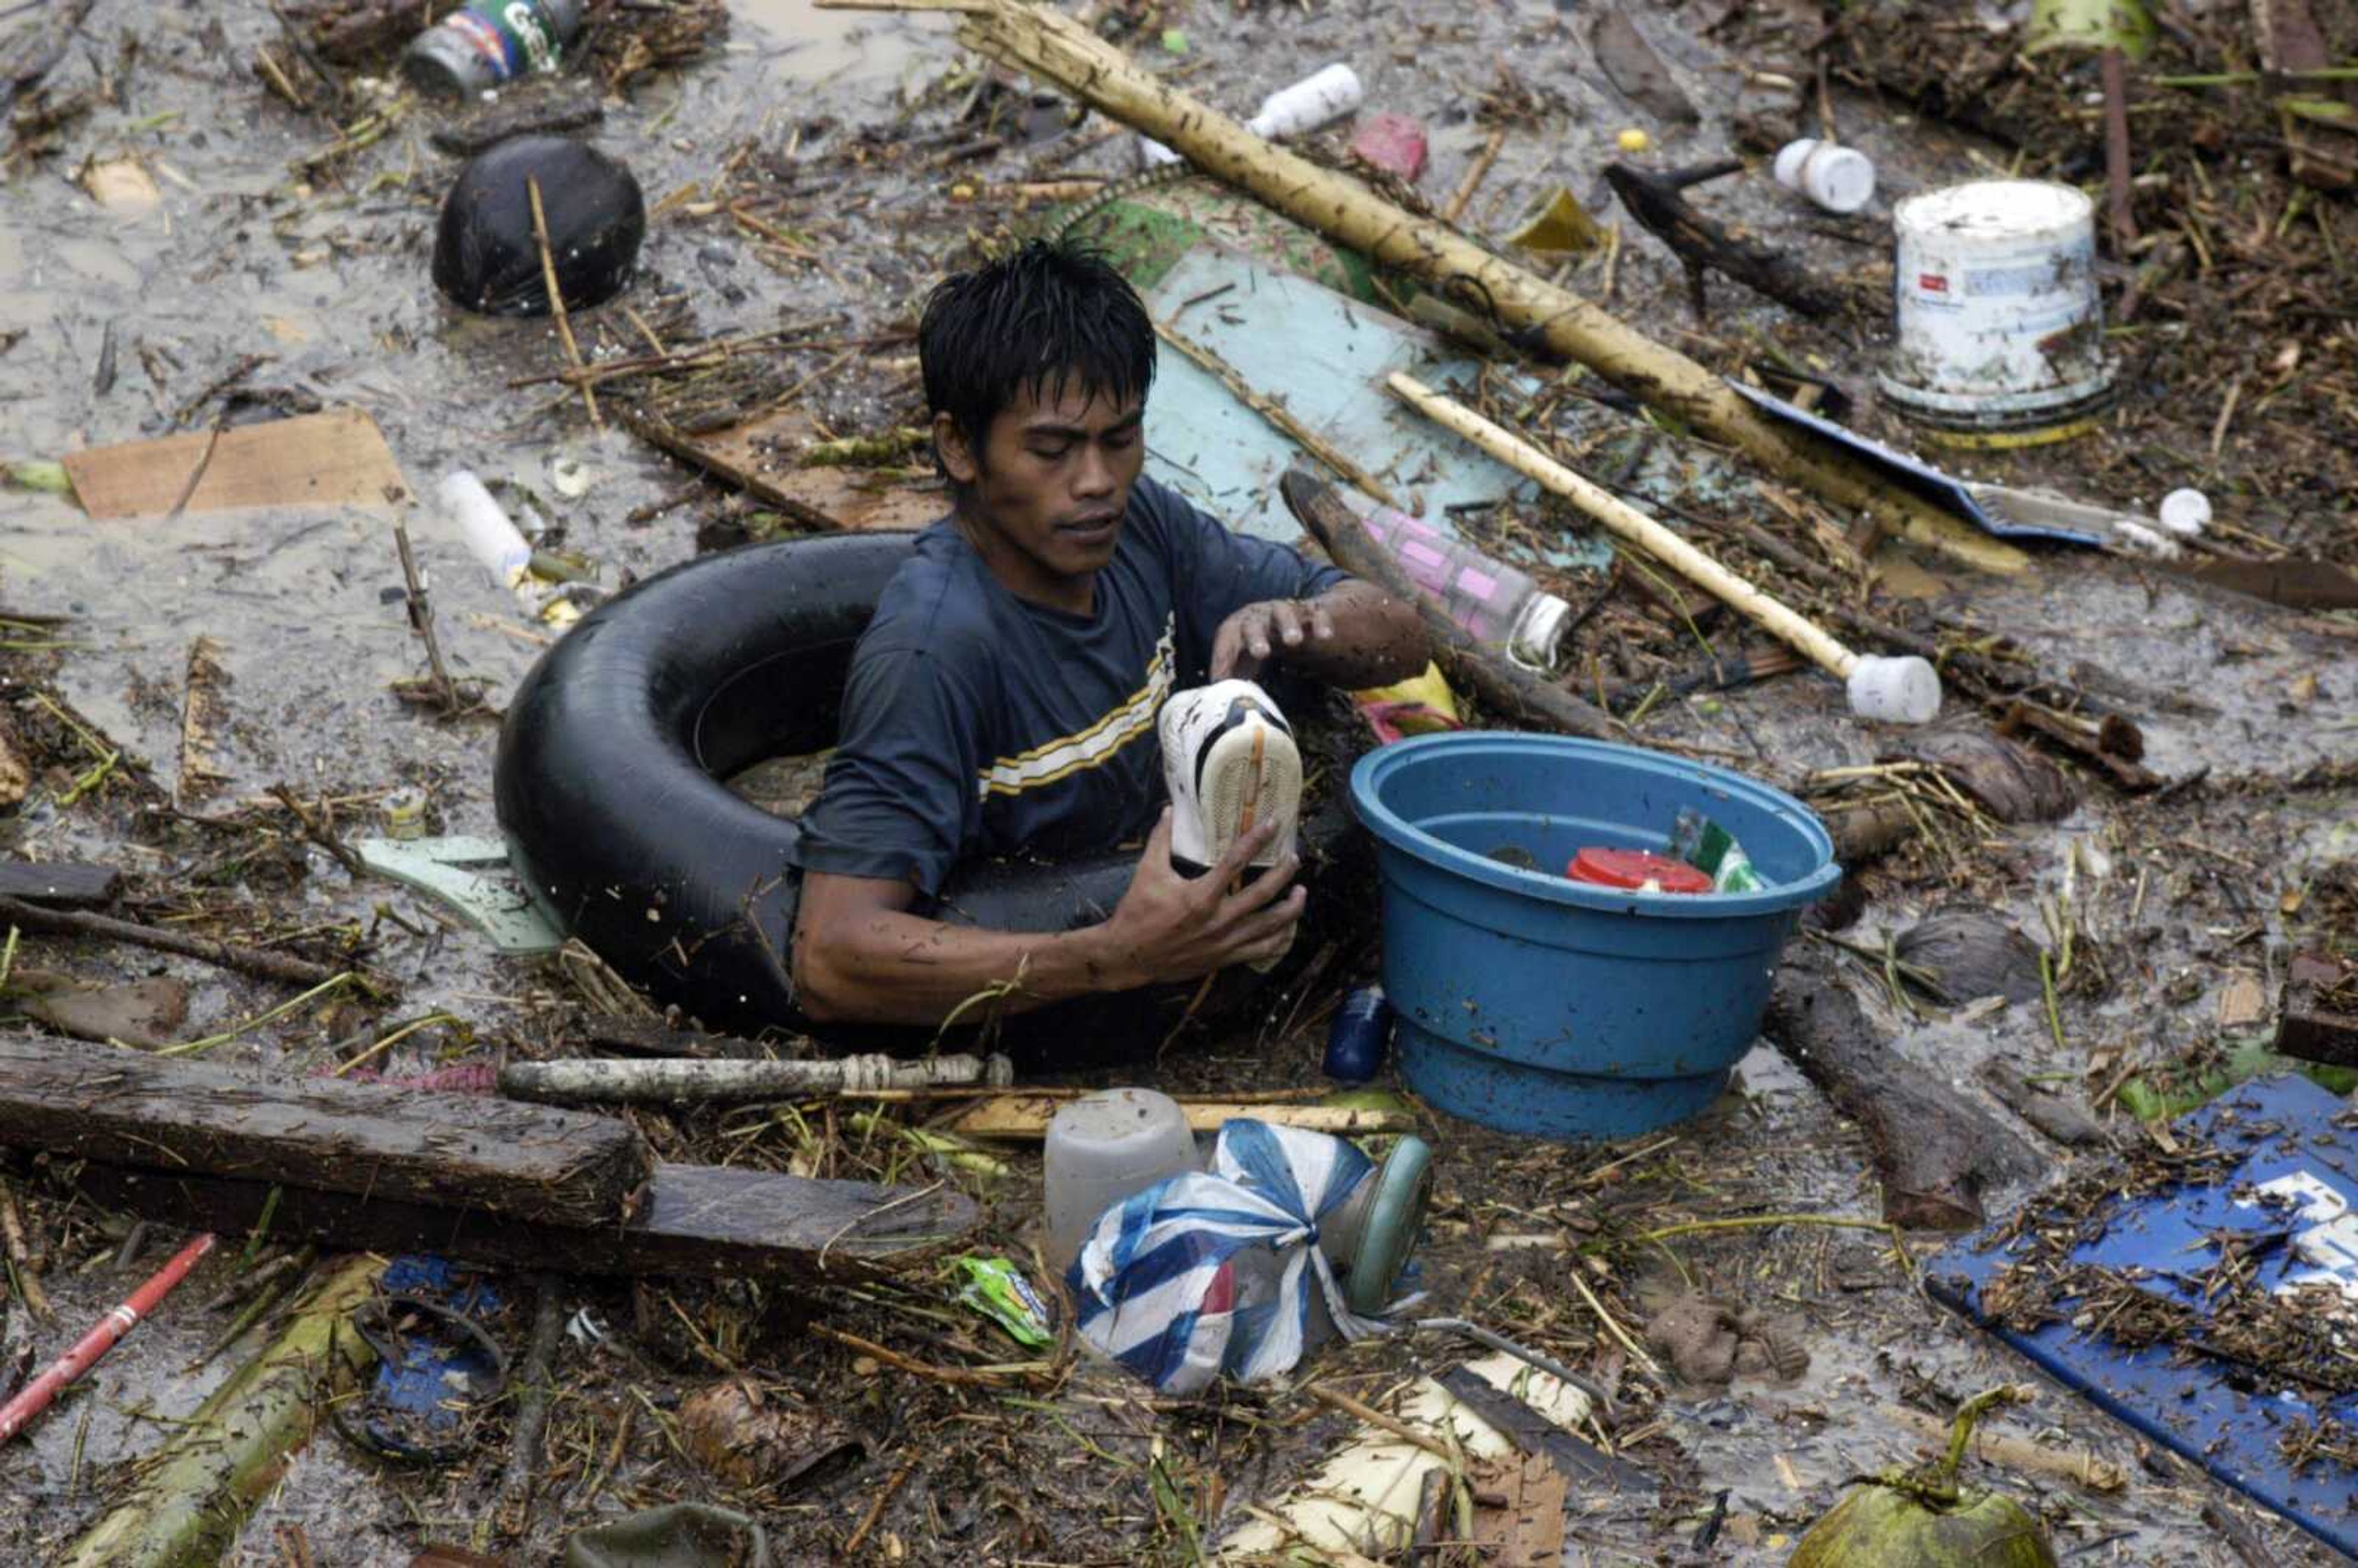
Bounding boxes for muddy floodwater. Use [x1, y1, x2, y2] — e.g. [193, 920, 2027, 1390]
[2, 0, 2356, 1563]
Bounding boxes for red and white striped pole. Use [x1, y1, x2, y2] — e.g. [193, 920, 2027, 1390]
[0, 1232, 217, 1443]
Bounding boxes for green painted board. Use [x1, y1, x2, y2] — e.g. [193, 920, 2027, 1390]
[1140, 246, 1613, 567]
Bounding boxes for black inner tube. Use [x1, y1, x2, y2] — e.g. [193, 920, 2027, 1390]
[494, 533, 1357, 1059]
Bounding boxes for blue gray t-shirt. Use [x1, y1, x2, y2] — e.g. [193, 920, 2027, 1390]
[788, 476, 1346, 896]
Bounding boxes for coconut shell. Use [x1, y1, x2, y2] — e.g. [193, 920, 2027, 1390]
[1894, 904, 2047, 1005]
[1890, 726, 2075, 825]
[432, 135, 644, 317]
[1789, 1481, 2058, 1567]
[678, 1378, 861, 1490]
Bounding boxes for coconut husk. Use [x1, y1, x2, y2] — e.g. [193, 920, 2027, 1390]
[1891, 727, 2076, 825]
[677, 1378, 862, 1491]
[1894, 906, 2046, 1006]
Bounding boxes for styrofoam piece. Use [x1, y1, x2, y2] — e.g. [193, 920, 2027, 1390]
[1772, 138, 1875, 214]
[1215, 1351, 1592, 1559]
[2112, 519, 2181, 560]
[1846, 654, 1942, 725]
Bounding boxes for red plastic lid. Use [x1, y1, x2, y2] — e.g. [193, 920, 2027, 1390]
[1564, 847, 1712, 895]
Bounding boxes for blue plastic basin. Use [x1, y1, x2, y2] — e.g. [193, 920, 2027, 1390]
[1349, 734, 1840, 1141]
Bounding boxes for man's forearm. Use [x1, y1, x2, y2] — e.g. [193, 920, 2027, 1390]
[1288, 580, 1430, 688]
[795, 908, 1132, 1025]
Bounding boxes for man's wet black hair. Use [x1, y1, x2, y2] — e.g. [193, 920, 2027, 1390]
[918, 239, 1155, 470]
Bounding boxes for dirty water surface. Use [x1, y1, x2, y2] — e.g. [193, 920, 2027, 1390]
[0, 0, 2354, 1564]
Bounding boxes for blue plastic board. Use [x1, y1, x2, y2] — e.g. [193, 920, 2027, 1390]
[1929, 1075, 2358, 1556]
[1729, 380, 2104, 546]
[1142, 248, 1614, 567]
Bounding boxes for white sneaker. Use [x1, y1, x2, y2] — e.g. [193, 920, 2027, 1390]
[1158, 679, 1302, 873]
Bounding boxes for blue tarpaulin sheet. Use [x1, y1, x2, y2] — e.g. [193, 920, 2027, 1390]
[1929, 1075, 2358, 1557]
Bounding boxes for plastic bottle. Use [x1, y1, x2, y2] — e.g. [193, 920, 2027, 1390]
[403, 0, 585, 99]
[440, 470, 534, 589]
[438, 469, 581, 626]
[1323, 987, 1393, 1083]
[1141, 62, 1364, 166]
[1356, 504, 1571, 669]
[1044, 1089, 1200, 1267]
[1772, 138, 1876, 214]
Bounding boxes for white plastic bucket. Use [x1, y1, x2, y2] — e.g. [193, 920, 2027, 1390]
[1878, 180, 2115, 435]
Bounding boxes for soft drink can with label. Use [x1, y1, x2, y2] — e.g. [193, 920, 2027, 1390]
[403, 0, 585, 99]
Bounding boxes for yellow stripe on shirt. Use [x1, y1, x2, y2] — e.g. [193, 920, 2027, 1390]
[978, 621, 1175, 799]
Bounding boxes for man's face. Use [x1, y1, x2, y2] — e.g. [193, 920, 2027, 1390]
[936, 378, 1145, 588]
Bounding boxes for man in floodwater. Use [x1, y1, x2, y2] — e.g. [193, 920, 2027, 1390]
[787, 239, 1427, 1026]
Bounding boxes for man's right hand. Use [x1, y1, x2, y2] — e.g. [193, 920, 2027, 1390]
[1094, 809, 1305, 987]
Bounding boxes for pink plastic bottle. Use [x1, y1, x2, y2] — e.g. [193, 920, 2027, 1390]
[1357, 505, 1571, 667]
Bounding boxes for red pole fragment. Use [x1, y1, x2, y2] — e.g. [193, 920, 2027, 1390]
[0, 1232, 217, 1444]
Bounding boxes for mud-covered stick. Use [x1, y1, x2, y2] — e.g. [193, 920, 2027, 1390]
[498, 1052, 1016, 1108]
[0, 896, 344, 987]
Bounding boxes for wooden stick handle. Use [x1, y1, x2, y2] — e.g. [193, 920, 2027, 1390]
[1386, 373, 1861, 680]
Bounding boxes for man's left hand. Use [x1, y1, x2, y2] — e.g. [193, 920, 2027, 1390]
[1211, 598, 1335, 680]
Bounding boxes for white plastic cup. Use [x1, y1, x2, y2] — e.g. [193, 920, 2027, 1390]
[2157, 487, 2211, 537]
[1139, 62, 1363, 167]
[438, 469, 531, 590]
[1044, 1089, 1200, 1268]
[1846, 654, 1943, 725]
[1772, 138, 1875, 214]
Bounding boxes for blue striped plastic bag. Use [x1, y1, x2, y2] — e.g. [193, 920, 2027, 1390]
[1069, 1120, 1392, 1392]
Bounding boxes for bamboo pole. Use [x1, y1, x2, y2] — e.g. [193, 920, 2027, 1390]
[821, 0, 2026, 576]
[1388, 373, 1861, 680]
[497, 1051, 1016, 1108]
[58, 1256, 383, 1568]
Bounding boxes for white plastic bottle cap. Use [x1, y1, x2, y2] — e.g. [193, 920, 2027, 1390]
[2156, 487, 2211, 537]
[1846, 654, 1942, 725]
[1508, 592, 1572, 670]
[1773, 138, 1875, 214]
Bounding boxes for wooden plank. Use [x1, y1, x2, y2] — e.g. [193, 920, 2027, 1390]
[1463, 1451, 1569, 1567]
[69, 1159, 978, 1281]
[638, 408, 944, 533]
[0, 1034, 647, 1228]
[0, 859, 120, 907]
[2278, 952, 2358, 1067]
[61, 408, 409, 520]
[946, 1093, 1414, 1141]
